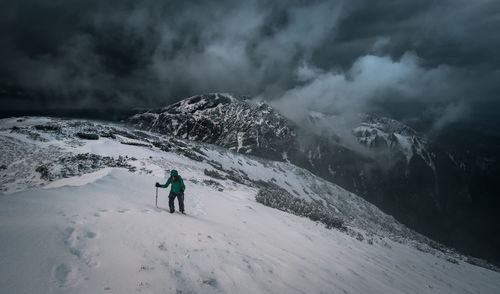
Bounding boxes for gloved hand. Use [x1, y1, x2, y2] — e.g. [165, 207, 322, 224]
[155, 182, 160, 187]
[180, 189, 184, 193]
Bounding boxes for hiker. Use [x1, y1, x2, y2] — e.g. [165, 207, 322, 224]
[156, 170, 186, 214]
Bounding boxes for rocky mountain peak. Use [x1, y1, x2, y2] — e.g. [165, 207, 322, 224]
[353, 115, 430, 164]
[128, 93, 297, 160]
[162, 93, 238, 114]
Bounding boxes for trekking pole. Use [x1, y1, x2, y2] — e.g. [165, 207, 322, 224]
[155, 186, 158, 207]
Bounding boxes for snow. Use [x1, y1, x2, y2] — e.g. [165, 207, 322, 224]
[1, 117, 500, 294]
[2, 169, 500, 294]
[328, 164, 337, 177]
[237, 132, 244, 152]
[128, 93, 296, 160]
[43, 168, 114, 189]
[393, 133, 413, 162]
[352, 117, 434, 167]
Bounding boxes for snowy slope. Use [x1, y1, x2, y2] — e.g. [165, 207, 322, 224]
[1, 117, 500, 294]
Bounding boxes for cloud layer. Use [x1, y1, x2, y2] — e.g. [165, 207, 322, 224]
[1, 0, 499, 130]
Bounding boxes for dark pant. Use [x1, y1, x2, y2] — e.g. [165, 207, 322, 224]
[168, 191, 184, 213]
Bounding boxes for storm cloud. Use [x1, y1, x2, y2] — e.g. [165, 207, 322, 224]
[1, 0, 499, 131]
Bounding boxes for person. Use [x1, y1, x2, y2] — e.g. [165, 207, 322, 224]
[156, 170, 186, 214]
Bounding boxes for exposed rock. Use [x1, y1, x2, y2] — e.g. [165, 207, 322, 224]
[128, 93, 297, 160]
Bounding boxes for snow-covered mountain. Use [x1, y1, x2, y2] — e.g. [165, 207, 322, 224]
[128, 93, 500, 267]
[353, 115, 432, 165]
[128, 93, 296, 160]
[1, 117, 499, 293]
[0, 117, 427, 248]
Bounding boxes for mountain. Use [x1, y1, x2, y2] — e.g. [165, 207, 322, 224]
[128, 93, 500, 266]
[1, 116, 500, 293]
[128, 93, 296, 160]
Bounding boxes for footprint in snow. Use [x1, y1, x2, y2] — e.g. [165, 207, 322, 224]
[139, 265, 155, 272]
[137, 281, 152, 292]
[202, 278, 217, 287]
[53, 263, 77, 288]
[158, 242, 168, 251]
[94, 209, 108, 217]
[62, 226, 99, 268]
[85, 231, 96, 239]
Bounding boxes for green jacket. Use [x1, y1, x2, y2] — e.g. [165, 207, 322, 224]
[160, 176, 185, 194]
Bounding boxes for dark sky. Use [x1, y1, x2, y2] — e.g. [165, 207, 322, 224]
[1, 0, 499, 131]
